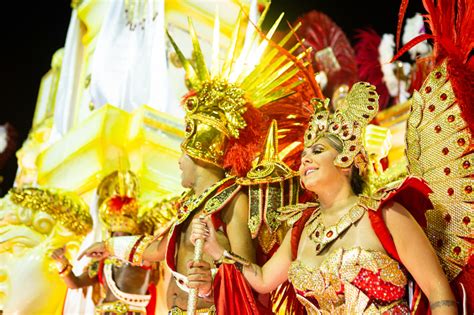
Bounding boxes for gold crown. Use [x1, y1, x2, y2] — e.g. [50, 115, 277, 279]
[168, 8, 308, 167]
[97, 170, 141, 234]
[304, 82, 379, 168]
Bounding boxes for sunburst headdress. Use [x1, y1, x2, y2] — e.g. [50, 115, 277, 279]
[167, 6, 311, 176]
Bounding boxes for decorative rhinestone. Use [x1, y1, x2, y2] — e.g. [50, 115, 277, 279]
[436, 239, 443, 247]
[444, 213, 451, 222]
[363, 114, 370, 118]
[350, 145, 356, 151]
[463, 160, 471, 169]
[447, 115, 455, 122]
[185, 123, 192, 133]
[463, 216, 471, 225]
[428, 104, 435, 112]
[332, 124, 339, 130]
[435, 72, 442, 79]
[425, 86, 432, 93]
[440, 93, 447, 101]
[457, 138, 466, 146]
[326, 230, 333, 237]
[442, 147, 449, 155]
[453, 246, 461, 255]
[464, 185, 472, 194]
[447, 188, 454, 196]
[444, 167, 451, 175]
[317, 115, 324, 119]
[341, 156, 349, 162]
[316, 244, 321, 251]
[367, 105, 374, 110]
[343, 130, 349, 137]
[350, 135, 356, 141]
[368, 98, 375, 102]
[315, 231, 320, 237]
[434, 125, 441, 133]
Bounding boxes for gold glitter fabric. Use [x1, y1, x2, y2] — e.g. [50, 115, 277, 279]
[288, 248, 408, 314]
[304, 83, 379, 168]
[9, 187, 92, 236]
[405, 61, 474, 280]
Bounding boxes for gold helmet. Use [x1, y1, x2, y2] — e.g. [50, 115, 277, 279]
[168, 7, 310, 175]
[97, 170, 140, 234]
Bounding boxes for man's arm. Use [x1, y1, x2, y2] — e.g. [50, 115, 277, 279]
[221, 192, 256, 262]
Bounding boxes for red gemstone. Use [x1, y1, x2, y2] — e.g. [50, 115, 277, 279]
[317, 115, 324, 119]
[453, 246, 461, 255]
[444, 167, 451, 175]
[447, 115, 455, 122]
[440, 93, 447, 101]
[315, 231, 320, 237]
[185, 124, 192, 133]
[363, 114, 370, 118]
[350, 135, 356, 141]
[343, 130, 349, 137]
[326, 230, 334, 238]
[463, 160, 471, 169]
[435, 125, 442, 133]
[447, 188, 454, 196]
[368, 98, 375, 102]
[463, 216, 471, 225]
[341, 156, 349, 162]
[367, 105, 374, 110]
[458, 138, 466, 146]
[332, 124, 339, 130]
[464, 186, 472, 194]
[428, 104, 435, 112]
[425, 86, 432, 93]
[442, 147, 449, 155]
[436, 239, 443, 247]
[369, 91, 376, 95]
[444, 213, 451, 222]
[435, 72, 442, 79]
[350, 145, 356, 151]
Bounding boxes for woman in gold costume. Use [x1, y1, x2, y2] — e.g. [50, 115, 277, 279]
[192, 81, 458, 314]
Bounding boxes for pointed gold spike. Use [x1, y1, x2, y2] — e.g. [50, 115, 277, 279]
[166, 29, 198, 89]
[258, 119, 280, 163]
[210, 8, 220, 77]
[188, 17, 209, 81]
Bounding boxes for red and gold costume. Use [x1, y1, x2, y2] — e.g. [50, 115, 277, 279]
[91, 170, 162, 315]
[270, 0, 474, 313]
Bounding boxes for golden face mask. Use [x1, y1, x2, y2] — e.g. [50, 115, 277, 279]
[304, 82, 379, 168]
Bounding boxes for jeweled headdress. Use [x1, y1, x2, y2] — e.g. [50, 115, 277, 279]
[304, 82, 379, 168]
[168, 8, 309, 176]
[98, 170, 141, 234]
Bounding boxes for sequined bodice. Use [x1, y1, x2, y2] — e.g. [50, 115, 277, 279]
[288, 247, 409, 314]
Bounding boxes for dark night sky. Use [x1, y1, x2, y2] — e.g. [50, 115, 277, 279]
[0, 0, 425, 194]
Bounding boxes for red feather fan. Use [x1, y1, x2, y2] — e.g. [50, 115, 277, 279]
[292, 11, 359, 98]
[354, 29, 391, 109]
[395, 0, 474, 134]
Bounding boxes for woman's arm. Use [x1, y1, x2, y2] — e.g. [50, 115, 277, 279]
[192, 216, 293, 294]
[383, 202, 457, 314]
